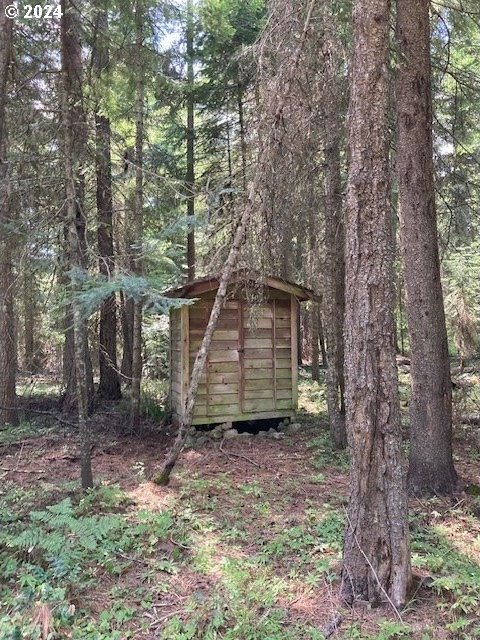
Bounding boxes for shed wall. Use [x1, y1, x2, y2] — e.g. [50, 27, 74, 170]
[169, 289, 298, 425]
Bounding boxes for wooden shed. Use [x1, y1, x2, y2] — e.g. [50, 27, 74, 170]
[166, 272, 312, 426]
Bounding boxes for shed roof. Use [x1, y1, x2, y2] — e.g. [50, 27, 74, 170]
[165, 269, 314, 302]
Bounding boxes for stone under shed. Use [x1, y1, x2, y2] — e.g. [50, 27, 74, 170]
[166, 271, 313, 427]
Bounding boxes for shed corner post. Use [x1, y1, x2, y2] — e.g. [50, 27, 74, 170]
[180, 305, 190, 414]
[291, 295, 299, 409]
[167, 309, 173, 413]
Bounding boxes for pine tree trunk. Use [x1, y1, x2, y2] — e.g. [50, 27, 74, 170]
[129, 0, 145, 430]
[120, 291, 133, 381]
[61, 0, 93, 489]
[395, 0, 457, 496]
[237, 84, 247, 193]
[186, 0, 195, 281]
[318, 312, 327, 368]
[341, 0, 411, 609]
[322, 153, 346, 447]
[0, 4, 17, 428]
[321, 35, 346, 449]
[311, 305, 320, 382]
[60, 0, 94, 415]
[23, 264, 40, 373]
[93, 10, 121, 401]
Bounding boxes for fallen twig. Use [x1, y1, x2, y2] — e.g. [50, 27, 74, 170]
[145, 609, 183, 627]
[169, 536, 190, 550]
[25, 408, 78, 429]
[14, 442, 25, 472]
[219, 438, 261, 468]
[0, 466, 46, 474]
[116, 552, 151, 566]
[0, 405, 77, 429]
[322, 614, 343, 638]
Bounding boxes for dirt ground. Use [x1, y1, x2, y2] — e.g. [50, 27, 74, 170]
[1, 395, 480, 638]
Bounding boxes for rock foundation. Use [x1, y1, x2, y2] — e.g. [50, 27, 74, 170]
[183, 419, 303, 448]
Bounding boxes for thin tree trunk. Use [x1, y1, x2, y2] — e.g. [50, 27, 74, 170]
[341, 0, 411, 609]
[318, 311, 327, 368]
[311, 305, 320, 382]
[61, 0, 93, 489]
[129, 0, 145, 430]
[120, 197, 134, 381]
[60, 0, 94, 415]
[0, 3, 17, 427]
[93, 10, 121, 400]
[398, 276, 405, 357]
[23, 264, 40, 373]
[155, 0, 317, 486]
[186, 0, 195, 281]
[395, 0, 457, 495]
[297, 311, 302, 367]
[237, 83, 247, 193]
[120, 291, 133, 381]
[321, 35, 346, 449]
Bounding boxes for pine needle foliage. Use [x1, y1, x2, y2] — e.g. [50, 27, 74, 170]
[443, 243, 480, 360]
[68, 271, 193, 319]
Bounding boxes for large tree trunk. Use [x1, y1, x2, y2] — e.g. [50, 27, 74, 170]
[341, 0, 411, 609]
[322, 36, 346, 449]
[0, 3, 17, 428]
[61, 0, 93, 489]
[395, 0, 457, 496]
[60, 0, 94, 415]
[129, 0, 145, 430]
[93, 10, 121, 401]
[186, 0, 195, 281]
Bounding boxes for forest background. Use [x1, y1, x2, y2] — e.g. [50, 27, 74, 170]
[1, 0, 480, 638]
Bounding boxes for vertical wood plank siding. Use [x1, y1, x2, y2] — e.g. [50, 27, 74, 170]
[170, 287, 300, 424]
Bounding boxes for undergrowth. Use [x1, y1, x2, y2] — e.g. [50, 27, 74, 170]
[0, 484, 189, 639]
[1, 375, 480, 639]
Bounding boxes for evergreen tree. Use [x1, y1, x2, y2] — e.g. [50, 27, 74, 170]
[342, 0, 411, 608]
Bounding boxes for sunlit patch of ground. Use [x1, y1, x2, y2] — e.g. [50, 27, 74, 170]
[2, 372, 480, 638]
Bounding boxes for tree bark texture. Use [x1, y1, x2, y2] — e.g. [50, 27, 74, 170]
[60, 0, 94, 415]
[341, 0, 411, 609]
[311, 304, 320, 382]
[120, 291, 134, 381]
[61, 0, 93, 489]
[0, 3, 17, 427]
[93, 10, 121, 400]
[129, 0, 145, 430]
[318, 313, 327, 368]
[237, 84, 247, 193]
[395, 0, 457, 496]
[23, 264, 41, 373]
[322, 37, 346, 449]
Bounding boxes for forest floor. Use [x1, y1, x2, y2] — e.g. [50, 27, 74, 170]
[1, 368, 480, 639]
